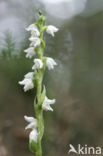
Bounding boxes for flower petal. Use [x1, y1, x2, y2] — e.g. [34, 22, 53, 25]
[29, 129, 38, 143]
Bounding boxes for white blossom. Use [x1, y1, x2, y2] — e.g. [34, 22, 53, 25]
[24, 72, 34, 79]
[24, 47, 35, 59]
[46, 57, 57, 70]
[19, 78, 34, 92]
[46, 25, 59, 37]
[31, 29, 40, 37]
[42, 96, 56, 111]
[29, 37, 41, 47]
[29, 129, 38, 143]
[26, 24, 40, 37]
[26, 24, 35, 31]
[32, 59, 43, 70]
[24, 116, 38, 143]
[24, 115, 37, 130]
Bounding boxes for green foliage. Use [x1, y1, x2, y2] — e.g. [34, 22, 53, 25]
[2, 31, 15, 58]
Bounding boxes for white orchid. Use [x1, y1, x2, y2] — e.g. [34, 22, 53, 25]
[24, 115, 38, 143]
[19, 78, 34, 92]
[29, 129, 38, 143]
[46, 25, 59, 37]
[29, 37, 41, 47]
[24, 47, 36, 59]
[26, 24, 35, 31]
[19, 13, 59, 154]
[32, 59, 43, 70]
[42, 96, 56, 111]
[46, 57, 57, 70]
[24, 72, 34, 79]
[26, 24, 40, 37]
[31, 29, 40, 37]
[24, 115, 37, 130]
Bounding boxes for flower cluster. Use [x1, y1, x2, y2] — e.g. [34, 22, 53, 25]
[19, 24, 58, 92]
[19, 12, 59, 153]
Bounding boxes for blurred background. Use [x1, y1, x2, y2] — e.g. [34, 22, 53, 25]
[0, 0, 103, 155]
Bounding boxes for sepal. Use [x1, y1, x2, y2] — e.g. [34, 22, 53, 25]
[33, 70, 38, 87]
[41, 39, 45, 48]
[29, 140, 37, 153]
[39, 85, 46, 107]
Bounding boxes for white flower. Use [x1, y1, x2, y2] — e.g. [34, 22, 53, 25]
[24, 116, 38, 143]
[29, 37, 41, 47]
[29, 129, 38, 143]
[26, 24, 40, 37]
[26, 24, 35, 31]
[19, 78, 34, 92]
[46, 57, 57, 70]
[24, 72, 34, 79]
[32, 59, 43, 70]
[46, 25, 59, 37]
[31, 29, 40, 37]
[42, 96, 56, 111]
[24, 47, 35, 59]
[24, 115, 37, 130]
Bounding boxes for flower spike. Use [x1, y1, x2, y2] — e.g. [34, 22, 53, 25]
[19, 12, 59, 155]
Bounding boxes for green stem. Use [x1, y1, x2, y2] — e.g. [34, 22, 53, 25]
[34, 62, 45, 156]
[33, 24, 46, 156]
[36, 109, 44, 156]
[35, 75, 43, 156]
